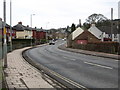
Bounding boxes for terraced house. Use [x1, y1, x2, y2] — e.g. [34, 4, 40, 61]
[13, 22, 32, 39]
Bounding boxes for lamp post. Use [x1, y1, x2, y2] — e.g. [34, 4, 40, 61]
[3, 0, 7, 68]
[46, 22, 49, 42]
[9, 0, 12, 52]
[30, 14, 35, 46]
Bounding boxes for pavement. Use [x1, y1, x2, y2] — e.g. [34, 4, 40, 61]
[58, 45, 120, 60]
[3, 47, 54, 89]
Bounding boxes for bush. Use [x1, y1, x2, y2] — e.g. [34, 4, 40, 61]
[72, 41, 120, 54]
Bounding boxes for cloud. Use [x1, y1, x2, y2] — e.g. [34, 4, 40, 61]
[0, 0, 119, 29]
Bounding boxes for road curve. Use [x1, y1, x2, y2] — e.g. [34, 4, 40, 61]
[24, 40, 119, 89]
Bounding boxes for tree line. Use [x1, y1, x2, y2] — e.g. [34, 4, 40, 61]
[66, 13, 111, 33]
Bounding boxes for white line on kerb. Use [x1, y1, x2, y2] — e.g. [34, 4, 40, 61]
[84, 61, 113, 69]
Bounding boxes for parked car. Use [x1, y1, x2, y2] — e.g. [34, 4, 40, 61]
[49, 40, 55, 45]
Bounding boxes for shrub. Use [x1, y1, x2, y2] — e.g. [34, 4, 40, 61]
[72, 41, 120, 54]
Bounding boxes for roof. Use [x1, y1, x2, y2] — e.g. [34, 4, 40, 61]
[74, 30, 99, 41]
[88, 24, 103, 39]
[13, 24, 25, 31]
[23, 26, 32, 31]
[36, 28, 46, 32]
[72, 27, 84, 40]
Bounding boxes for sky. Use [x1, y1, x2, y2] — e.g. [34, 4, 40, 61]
[0, 0, 119, 29]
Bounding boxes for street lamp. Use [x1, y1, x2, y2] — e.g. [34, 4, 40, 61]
[9, 0, 12, 52]
[30, 14, 35, 46]
[3, 0, 7, 68]
[46, 22, 50, 42]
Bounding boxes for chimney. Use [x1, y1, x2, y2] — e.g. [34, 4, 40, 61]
[27, 25, 29, 27]
[79, 19, 81, 27]
[0, 18, 2, 21]
[111, 8, 113, 20]
[18, 22, 22, 25]
[91, 24, 95, 27]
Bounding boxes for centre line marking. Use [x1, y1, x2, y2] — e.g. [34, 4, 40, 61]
[84, 61, 113, 69]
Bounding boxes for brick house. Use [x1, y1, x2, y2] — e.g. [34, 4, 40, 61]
[0, 18, 16, 42]
[67, 27, 100, 47]
[33, 28, 46, 44]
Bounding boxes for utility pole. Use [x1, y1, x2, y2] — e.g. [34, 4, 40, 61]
[111, 8, 113, 41]
[3, 0, 7, 68]
[10, 0, 12, 52]
[30, 14, 35, 46]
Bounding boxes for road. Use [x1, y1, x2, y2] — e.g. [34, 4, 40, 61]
[25, 40, 119, 89]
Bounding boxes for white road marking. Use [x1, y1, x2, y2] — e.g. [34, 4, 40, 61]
[84, 61, 113, 69]
[71, 59, 76, 61]
[63, 56, 76, 61]
[115, 60, 119, 62]
[63, 56, 68, 59]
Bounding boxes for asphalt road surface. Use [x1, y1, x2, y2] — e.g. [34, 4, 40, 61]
[25, 40, 119, 89]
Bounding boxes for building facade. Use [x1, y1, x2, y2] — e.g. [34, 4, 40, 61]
[13, 22, 32, 39]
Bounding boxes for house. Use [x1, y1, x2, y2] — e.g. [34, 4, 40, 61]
[36, 28, 46, 40]
[23, 25, 32, 39]
[0, 18, 16, 41]
[32, 27, 37, 40]
[13, 22, 32, 39]
[98, 19, 120, 42]
[55, 28, 66, 39]
[67, 27, 100, 47]
[88, 24, 104, 41]
[13, 22, 25, 39]
[34, 28, 46, 44]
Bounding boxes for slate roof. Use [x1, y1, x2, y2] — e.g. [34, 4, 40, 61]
[88, 24, 103, 39]
[23, 25, 32, 31]
[72, 27, 84, 40]
[13, 24, 25, 31]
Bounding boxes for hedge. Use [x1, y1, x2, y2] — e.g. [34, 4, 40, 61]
[72, 41, 120, 55]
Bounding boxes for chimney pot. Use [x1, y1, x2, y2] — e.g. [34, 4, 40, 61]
[18, 22, 22, 25]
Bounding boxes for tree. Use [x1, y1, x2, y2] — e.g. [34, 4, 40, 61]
[83, 13, 109, 29]
[71, 23, 76, 33]
[86, 13, 108, 24]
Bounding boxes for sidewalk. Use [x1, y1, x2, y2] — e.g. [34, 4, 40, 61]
[58, 45, 120, 60]
[3, 47, 54, 89]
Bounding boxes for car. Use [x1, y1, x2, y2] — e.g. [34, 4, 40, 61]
[49, 40, 55, 45]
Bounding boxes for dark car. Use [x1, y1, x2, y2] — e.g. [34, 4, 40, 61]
[49, 40, 55, 45]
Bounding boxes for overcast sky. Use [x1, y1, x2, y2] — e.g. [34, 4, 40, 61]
[0, 0, 119, 29]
